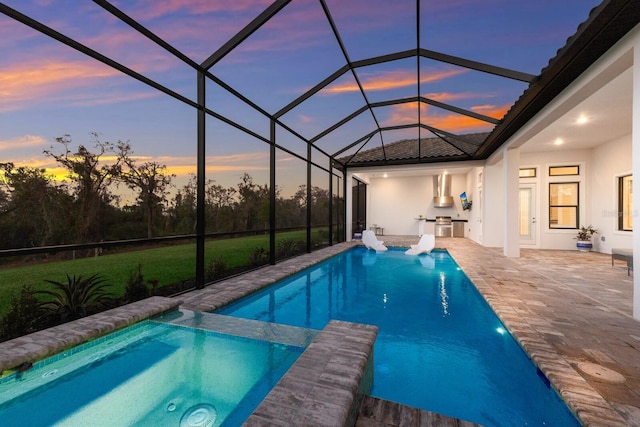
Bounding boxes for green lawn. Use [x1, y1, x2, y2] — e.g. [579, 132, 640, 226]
[0, 230, 320, 317]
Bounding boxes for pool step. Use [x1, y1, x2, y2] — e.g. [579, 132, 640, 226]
[356, 395, 483, 427]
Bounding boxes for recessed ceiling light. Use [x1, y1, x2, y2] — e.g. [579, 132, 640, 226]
[383, 173, 388, 178]
[554, 138, 564, 145]
[576, 115, 588, 125]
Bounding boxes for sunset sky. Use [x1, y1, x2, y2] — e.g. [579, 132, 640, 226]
[0, 0, 601, 196]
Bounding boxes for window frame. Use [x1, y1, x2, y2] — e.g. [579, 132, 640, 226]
[548, 181, 579, 229]
[618, 174, 632, 232]
[549, 165, 579, 176]
[519, 167, 537, 178]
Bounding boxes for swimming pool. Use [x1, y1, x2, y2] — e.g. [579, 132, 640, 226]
[217, 247, 581, 426]
[0, 313, 306, 426]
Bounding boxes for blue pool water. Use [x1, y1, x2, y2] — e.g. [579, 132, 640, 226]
[217, 247, 581, 426]
[0, 319, 304, 426]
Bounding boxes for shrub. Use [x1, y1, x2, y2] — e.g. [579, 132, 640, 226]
[0, 285, 41, 342]
[36, 273, 113, 322]
[124, 264, 150, 302]
[248, 247, 269, 267]
[276, 238, 301, 259]
[205, 256, 228, 281]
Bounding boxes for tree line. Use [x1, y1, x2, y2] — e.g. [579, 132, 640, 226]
[0, 133, 334, 251]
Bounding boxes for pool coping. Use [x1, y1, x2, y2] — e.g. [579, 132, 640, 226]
[179, 242, 358, 312]
[0, 296, 181, 373]
[244, 320, 378, 427]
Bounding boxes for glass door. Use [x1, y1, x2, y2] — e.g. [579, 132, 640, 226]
[519, 184, 536, 245]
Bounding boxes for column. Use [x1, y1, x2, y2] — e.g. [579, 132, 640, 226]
[504, 147, 520, 257]
[346, 171, 353, 241]
[633, 41, 640, 320]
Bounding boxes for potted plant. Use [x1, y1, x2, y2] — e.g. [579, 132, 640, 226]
[575, 225, 598, 252]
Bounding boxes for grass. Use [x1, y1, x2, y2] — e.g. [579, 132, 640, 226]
[0, 230, 323, 317]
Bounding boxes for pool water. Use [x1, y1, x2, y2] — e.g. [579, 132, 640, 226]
[0, 319, 304, 426]
[217, 247, 581, 426]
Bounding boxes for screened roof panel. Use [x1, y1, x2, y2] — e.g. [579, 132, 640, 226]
[3, 0, 628, 172]
[275, 123, 309, 160]
[206, 79, 271, 142]
[2, 0, 196, 101]
[374, 103, 419, 128]
[313, 113, 379, 155]
[209, 0, 346, 114]
[342, 133, 385, 163]
[325, 0, 416, 62]
[419, 1, 600, 74]
[421, 103, 495, 136]
[279, 73, 367, 141]
[419, 59, 528, 126]
[0, 12, 197, 162]
[355, 58, 419, 104]
[110, 0, 266, 62]
[311, 146, 331, 172]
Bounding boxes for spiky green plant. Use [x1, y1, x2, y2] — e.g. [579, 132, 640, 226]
[276, 238, 301, 259]
[36, 274, 113, 321]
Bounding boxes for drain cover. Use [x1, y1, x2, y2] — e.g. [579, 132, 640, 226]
[179, 403, 217, 427]
[577, 362, 626, 384]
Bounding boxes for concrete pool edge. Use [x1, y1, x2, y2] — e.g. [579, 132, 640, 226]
[180, 241, 358, 312]
[244, 320, 378, 427]
[0, 296, 181, 373]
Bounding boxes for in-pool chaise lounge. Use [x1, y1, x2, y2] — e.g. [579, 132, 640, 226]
[362, 229, 388, 252]
[405, 234, 435, 255]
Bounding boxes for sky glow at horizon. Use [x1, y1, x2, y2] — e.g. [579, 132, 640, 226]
[1, 0, 601, 197]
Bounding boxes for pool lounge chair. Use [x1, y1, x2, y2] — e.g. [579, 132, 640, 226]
[362, 230, 388, 252]
[405, 234, 435, 255]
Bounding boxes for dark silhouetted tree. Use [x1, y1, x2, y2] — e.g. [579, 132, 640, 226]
[117, 142, 174, 238]
[0, 162, 73, 248]
[44, 133, 123, 242]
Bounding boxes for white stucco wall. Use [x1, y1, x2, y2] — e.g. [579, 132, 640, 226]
[367, 174, 470, 236]
[480, 161, 504, 248]
[517, 149, 591, 250]
[590, 135, 633, 253]
[465, 167, 484, 244]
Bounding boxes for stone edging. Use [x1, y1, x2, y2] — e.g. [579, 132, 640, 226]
[244, 320, 378, 427]
[0, 296, 181, 372]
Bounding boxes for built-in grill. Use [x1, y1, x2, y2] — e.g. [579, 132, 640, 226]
[435, 216, 452, 237]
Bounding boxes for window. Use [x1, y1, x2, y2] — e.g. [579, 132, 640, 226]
[549, 182, 579, 228]
[549, 165, 579, 176]
[519, 168, 536, 178]
[618, 175, 632, 231]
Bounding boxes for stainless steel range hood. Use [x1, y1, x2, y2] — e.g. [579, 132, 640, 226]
[433, 174, 454, 207]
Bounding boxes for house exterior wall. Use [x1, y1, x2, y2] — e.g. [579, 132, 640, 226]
[367, 174, 470, 237]
[519, 149, 590, 250]
[480, 161, 504, 248]
[465, 167, 484, 244]
[466, 140, 631, 253]
[591, 135, 633, 253]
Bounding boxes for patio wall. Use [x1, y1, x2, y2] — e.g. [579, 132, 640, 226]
[367, 173, 470, 237]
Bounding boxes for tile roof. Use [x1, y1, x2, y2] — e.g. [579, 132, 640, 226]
[341, 132, 489, 166]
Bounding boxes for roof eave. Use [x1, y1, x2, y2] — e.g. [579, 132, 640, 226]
[475, 0, 640, 159]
